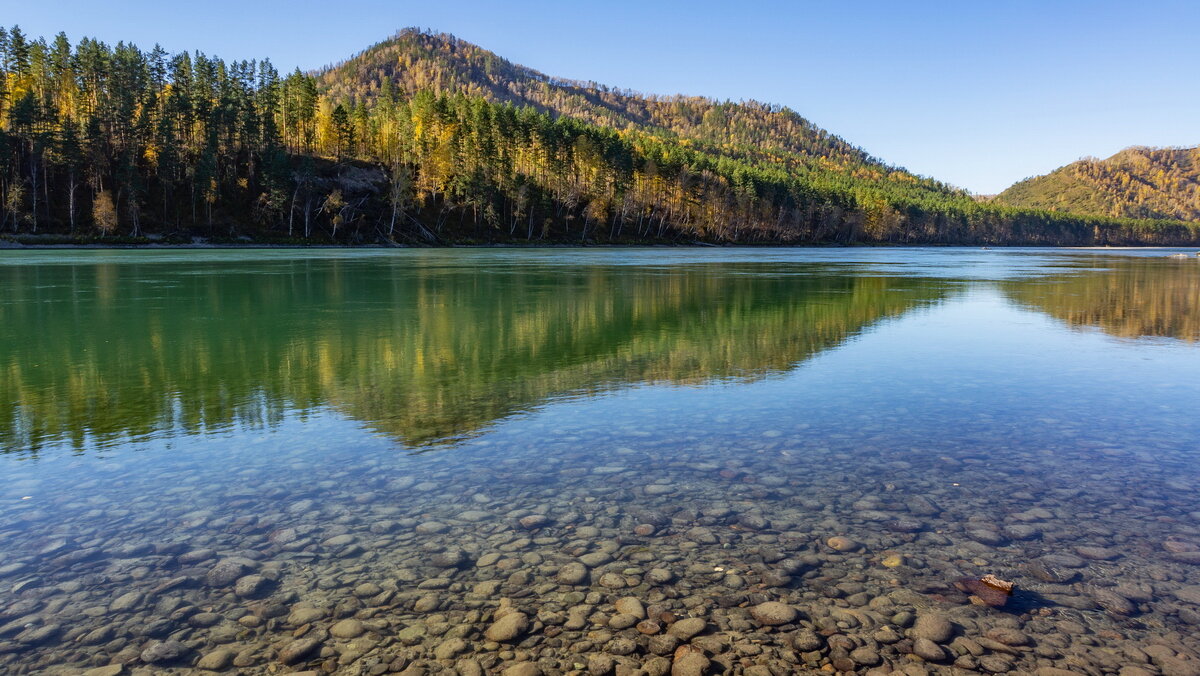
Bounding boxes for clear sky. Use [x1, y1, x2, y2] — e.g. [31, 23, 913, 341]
[7, 0, 1198, 194]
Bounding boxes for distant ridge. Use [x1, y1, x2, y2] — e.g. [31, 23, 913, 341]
[995, 146, 1200, 222]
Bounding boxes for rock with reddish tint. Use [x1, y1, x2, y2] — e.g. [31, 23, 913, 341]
[954, 576, 1013, 607]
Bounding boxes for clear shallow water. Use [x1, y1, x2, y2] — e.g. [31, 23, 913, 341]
[1, 248, 1200, 675]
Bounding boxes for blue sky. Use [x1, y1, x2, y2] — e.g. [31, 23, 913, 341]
[7, 0, 1197, 194]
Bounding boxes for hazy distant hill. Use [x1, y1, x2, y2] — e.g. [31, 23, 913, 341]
[996, 146, 1200, 222]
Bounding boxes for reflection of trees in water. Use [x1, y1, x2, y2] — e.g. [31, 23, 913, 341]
[1003, 258, 1200, 342]
[0, 261, 945, 454]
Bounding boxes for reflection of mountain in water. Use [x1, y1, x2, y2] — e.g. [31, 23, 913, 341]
[1003, 257, 1200, 342]
[0, 259, 946, 454]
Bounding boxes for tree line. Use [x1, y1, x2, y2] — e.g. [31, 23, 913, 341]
[1, 26, 1198, 245]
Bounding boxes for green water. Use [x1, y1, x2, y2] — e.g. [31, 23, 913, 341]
[0, 250, 953, 453]
[1, 248, 1200, 675]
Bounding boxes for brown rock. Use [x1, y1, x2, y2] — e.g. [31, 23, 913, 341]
[667, 617, 707, 640]
[485, 612, 529, 642]
[278, 637, 320, 665]
[749, 601, 797, 625]
[671, 651, 710, 676]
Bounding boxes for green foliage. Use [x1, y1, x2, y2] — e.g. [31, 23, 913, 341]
[0, 25, 1197, 245]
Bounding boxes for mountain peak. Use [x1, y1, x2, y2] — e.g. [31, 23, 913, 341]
[316, 29, 919, 181]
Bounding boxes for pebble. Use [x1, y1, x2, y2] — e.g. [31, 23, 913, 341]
[502, 663, 542, 676]
[205, 560, 246, 586]
[1173, 586, 1200, 605]
[588, 654, 615, 675]
[278, 637, 321, 665]
[109, 591, 143, 612]
[615, 597, 646, 618]
[984, 627, 1029, 646]
[1025, 558, 1080, 583]
[912, 637, 947, 661]
[887, 519, 924, 533]
[608, 637, 638, 655]
[288, 606, 325, 625]
[792, 630, 823, 652]
[598, 572, 626, 588]
[234, 574, 265, 597]
[749, 601, 797, 625]
[434, 637, 467, 659]
[1043, 553, 1087, 568]
[671, 650, 710, 676]
[667, 617, 707, 640]
[637, 620, 661, 635]
[1074, 545, 1120, 560]
[140, 640, 188, 665]
[355, 581, 383, 597]
[850, 646, 882, 666]
[323, 534, 355, 547]
[826, 536, 861, 552]
[1170, 551, 1200, 565]
[1092, 588, 1137, 615]
[648, 633, 680, 655]
[557, 562, 589, 585]
[331, 618, 365, 638]
[196, 648, 234, 671]
[647, 568, 673, 584]
[431, 549, 466, 568]
[911, 614, 954, 643]
[979, 655, 1014, 673]
[610, 613, 639, 629]
[189, 612, 222, 627]
[485, 612, 529, 642]
[579, 552, 613, 567]
[1003, 524, 1042, 540]
[519, 514, 550, 529]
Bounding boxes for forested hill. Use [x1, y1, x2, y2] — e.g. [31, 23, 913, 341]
[995, 146, 1200, 222]
[317, 30, 918, 184]
[0, 25, 1197, 246]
